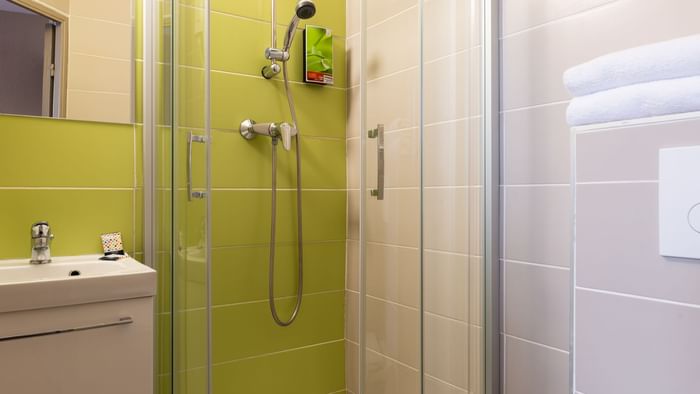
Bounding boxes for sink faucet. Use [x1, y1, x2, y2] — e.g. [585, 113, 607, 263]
[30, 222, 54, 264]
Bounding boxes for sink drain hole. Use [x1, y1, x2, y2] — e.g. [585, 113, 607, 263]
[69, 270, 81, 277]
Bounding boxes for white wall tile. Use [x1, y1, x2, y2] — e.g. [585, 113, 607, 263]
[504, 261, 570, 350]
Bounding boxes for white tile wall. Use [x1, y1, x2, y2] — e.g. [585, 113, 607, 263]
[502, 0, 700, 392]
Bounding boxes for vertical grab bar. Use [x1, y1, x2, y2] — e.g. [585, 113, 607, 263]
[369, 124, 384, 200]
[187, 131, 207, 201]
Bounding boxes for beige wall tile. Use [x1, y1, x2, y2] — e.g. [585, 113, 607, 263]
[366, 349, 420, 394]
[67, 54, 131, 94]
[367, 128, 420, 188]
[347, 189, 360, 241]
[365, 297, 420, 368]
[367, 6, 419, 81]
[423, 48, 481, 125]
[425, 376, 468, 394]
[577, 183, 700, 305]
[502, 0, 616, 36]
[367, 243, 420, 308]
[423, 120, 469, 187]
[66, 90, 131, 123]
[576, 118, 700, 182]
[347, 86, 361, 138]
[366, 0, 417, 29]
[346, 0, 361, 37]
[346, 340, 360, 394]
[424, 0, 481, 62]
[504, 185, 571, 268]
[504, 336, 569, 394]
[346, 240, 359, 292]
[366, 188, 420, 247]
[503, 103, 571, 185]
[367, 68, 420, 132]
[502, 0, 700, 110]
[346, 137, 360, 189]
[346, 33, 361, 88]
[70, 0, 132, 25]
[577, 288, 700, 393]
[504, 261, 570, 351]
[424, 250, 469, 321]
[424, 187, 468, 254]
[424, 313, 469, 389]
[69, 16, 132, 60]
[346, 290, 359, 343]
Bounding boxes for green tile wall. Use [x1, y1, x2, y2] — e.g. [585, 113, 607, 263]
[0, 115, 142, 260]
[169, 1, 347, 393]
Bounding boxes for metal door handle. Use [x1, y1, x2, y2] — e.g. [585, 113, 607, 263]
[187, 131, 208, 201]
[0, 317, 133, 342]
[369, 124, 384, 200]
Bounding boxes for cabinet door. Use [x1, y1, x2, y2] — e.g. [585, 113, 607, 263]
[0, 297, 153, 394]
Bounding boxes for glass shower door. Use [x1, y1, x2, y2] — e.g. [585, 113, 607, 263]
[171, 0, 211, 392]
[359, 0, 488, 393]
[360, 1, 422, 392]
[421, 0, 485, 392]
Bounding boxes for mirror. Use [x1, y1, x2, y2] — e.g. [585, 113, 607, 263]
[0, 0, 135, 124]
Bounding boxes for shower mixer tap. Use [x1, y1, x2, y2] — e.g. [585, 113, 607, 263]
[240, 119, 297, 151]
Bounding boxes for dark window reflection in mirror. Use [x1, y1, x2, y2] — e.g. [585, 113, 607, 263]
[0, 0, 58, 117]
[0, 0, 134, 124]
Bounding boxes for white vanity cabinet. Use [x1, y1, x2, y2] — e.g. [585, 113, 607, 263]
[0, 256, 156, 394]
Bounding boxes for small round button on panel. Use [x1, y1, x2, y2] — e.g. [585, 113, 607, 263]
[687, 204, 700, 233]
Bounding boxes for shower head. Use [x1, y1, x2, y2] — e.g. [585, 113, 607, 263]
[295, 0, 316, 19]
[283, 0, 317, 52]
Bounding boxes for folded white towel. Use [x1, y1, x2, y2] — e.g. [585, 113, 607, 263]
[564, 34, 700, 97]
[566, 76, 700, 126]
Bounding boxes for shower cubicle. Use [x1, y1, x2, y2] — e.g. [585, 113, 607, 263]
[145, 0, 499, 392]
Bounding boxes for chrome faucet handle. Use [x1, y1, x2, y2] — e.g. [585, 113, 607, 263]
[31, 222, 51, 238]
[31, 222, 53, 249]
[279, 123, 297, 151]
[30, 222, 53, 264]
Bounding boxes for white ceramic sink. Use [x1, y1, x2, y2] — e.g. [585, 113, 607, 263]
[0, 255, 156, 313]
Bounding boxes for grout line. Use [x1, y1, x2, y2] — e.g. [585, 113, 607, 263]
[367, 65, 419, 85]
[423, 310, 473, 327]
[0, 186, 134, 191]
[501, 99, 570, 114]
[366, 294, 418, 312]
[70, 51, 131, 63]
[503, 259, 571, 272]
[501, 183, 570, 188]
[70, 14, 132, 28]
[208, 8, 348, 39]
[504, 334, 570, 355]
[66, 88, 131, 96]
[499, 1, 618, 39]
[211, 289, 344, 310]
[366, 347, 419, 372]
[366, 4, 418, 31]
[424, 373, 469, 393]
[211, 339, 345, 366]
[576, 286, 700, 310]
[211, 239, 345, 250]
[576, 180, 658, 185]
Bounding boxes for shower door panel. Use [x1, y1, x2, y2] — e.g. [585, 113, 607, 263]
[361, 1, 422, 392]
[172, 0, 211, 393]
[359, 0, 488, 393]
[421, 0, 485, 393]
